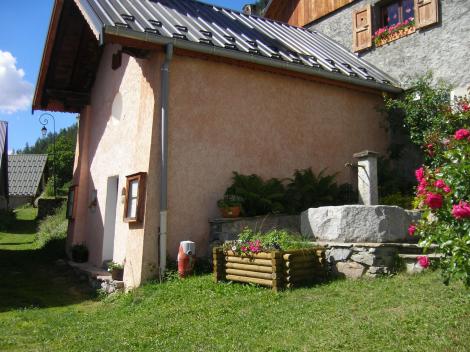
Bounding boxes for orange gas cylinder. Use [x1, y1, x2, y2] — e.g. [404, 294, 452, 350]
[177, 241, 196, 278]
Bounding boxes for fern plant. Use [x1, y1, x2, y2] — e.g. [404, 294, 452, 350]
[226, 172, 285, 216]
[284, 168, 340, 213]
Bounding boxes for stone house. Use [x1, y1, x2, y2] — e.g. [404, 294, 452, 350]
[7, 154, 48, 209]
[0, 121, 8, 210]
[33, 0, 402, 288]
[264, 0, 470, 91]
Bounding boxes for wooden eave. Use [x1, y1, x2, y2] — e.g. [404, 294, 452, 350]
[32, 0, 102, 113]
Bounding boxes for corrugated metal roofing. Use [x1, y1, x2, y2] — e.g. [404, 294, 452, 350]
[77, 0, 398, 88]
[8, 154, 48, 197]
[0, 121, 7, 198]
[0, 121, 6, 171]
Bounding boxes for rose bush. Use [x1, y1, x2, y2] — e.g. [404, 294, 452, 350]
[410, 124, 470, 286]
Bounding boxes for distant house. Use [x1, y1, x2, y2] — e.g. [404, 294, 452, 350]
[264, 0, 470, 90]
[33, 0, 401, 288]
[8, 155, 48, 209]
[0, 121, 8, 210]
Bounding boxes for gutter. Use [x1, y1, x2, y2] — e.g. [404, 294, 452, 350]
[104, 26, 402, 94]
[158, 43, 173, 280]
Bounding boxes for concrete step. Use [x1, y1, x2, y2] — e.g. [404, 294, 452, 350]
[68, 261, 123, 293]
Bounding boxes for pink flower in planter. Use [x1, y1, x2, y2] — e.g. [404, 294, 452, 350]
[408, 224, 417, 236]
[241, 246, 247, 252]
[417, 256, 431, 269]
[424, 193, 443, 209]
[415, 167, 425, 182]
[451, 201, 470, 220]
[454, 128, 470, 140]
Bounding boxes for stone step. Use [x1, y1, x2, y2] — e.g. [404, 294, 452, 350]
[399, 253, 443, 274]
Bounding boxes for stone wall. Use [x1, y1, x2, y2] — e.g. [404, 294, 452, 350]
[322, 242, 399, 278]
[308, 0, 470, 89]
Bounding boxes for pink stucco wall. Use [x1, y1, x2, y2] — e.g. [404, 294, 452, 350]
[69, 45, 161, 287]
[165, 55, 388, 259]
[69, 44, 389, 287]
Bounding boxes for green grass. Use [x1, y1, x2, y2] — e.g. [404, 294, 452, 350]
[0, 209, 469, 351]
[0, 207, 38, 251]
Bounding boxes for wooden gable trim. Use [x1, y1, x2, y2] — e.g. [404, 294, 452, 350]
[32, 0, 64, 112]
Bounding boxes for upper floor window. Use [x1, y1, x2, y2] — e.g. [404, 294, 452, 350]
[381, 0, 415, 27]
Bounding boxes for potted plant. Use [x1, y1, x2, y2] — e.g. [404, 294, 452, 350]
[217, 195, 243, 218]
[71, 243, 89, 263]
[107, 261, 124, 281]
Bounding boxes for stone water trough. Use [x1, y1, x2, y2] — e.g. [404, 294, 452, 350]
[299, 151, 426, 278]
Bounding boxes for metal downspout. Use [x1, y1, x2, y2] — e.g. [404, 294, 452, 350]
[159, 43, 173, 280]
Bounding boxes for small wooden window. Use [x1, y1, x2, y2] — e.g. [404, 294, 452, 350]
[123, 172, 146, 223]
[352, 5, 372, 52]
[66, 185, 78, 220]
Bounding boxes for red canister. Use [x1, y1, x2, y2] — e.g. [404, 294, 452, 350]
[177, 241, 196, 278]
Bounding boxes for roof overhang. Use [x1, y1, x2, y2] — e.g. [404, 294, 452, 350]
[32, 0, 102, 113]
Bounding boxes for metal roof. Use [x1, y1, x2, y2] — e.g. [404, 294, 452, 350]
[76, 0, 399, 91]
[8, 154, 48, 197]
[0, 122, 6, 170]
[0, 121, 7, 198]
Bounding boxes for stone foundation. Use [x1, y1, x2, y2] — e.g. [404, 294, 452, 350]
[315, 242, 422, 279]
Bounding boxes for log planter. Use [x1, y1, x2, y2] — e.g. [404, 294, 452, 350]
[213, 247, 326, 291]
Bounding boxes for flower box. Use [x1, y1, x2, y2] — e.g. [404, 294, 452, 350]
[375, 26, 416, 47]
[213, 247, 326, 291]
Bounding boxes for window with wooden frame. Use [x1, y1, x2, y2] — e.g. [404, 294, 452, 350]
[66, 185, 78, 220]
[352, 0, 438, 52]
[123, 172, 146, 223]
[379, 0, 415, 27]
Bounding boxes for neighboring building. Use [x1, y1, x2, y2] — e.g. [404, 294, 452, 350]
[8, 155, 48, 209]
[0, 121, 8, 210]
[264, 0, 470, 89]
[33, 0, 401, 288]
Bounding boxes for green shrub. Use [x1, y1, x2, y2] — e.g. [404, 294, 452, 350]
[380, 192, 414, 209]
[224, 227, 312, 254]
[35, 203, 67, 250]
[225, 172, 285, 216]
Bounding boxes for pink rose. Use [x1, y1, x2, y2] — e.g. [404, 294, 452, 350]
[451, 201, 470, 220]
[454, 128, 470, 140]
[417, 256, 430, 269]
[434, 179, 446, 189]
[424, 193, 443, 209]
[415, 167, 425, 182]
[443, 186, 451, 193]
[408, 224, 417, 236]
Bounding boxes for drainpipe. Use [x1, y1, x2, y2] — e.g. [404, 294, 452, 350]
[159, 43, 173, 280]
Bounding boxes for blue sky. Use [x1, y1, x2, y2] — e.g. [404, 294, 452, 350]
[0, 0, 249, 153]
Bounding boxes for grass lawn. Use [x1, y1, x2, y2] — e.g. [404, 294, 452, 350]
[0, 209, 469, 351]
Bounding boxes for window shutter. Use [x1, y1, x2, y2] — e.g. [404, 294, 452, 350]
[352, 5, 372, 52]
[415, 0, 439, 28]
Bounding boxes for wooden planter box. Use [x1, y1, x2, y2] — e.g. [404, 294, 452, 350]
[375, 26, 416, 47]
[213, 247, 326, 291]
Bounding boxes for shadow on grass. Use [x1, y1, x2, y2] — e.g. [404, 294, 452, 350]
[0, 238, 94, 313]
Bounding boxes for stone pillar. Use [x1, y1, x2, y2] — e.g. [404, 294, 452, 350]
[353, 150, 379, 206]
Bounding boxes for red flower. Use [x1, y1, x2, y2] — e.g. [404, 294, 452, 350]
[451, 201, 470, 220]
[454, 128, 470, 140]
[417, 256, 430, 269]
[443, 186, 452, 193]
[415, 167, 425, 182]
[424, 193, 443, 209]
[434, 179, 446, 189]
[408, 224, 417, 236]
